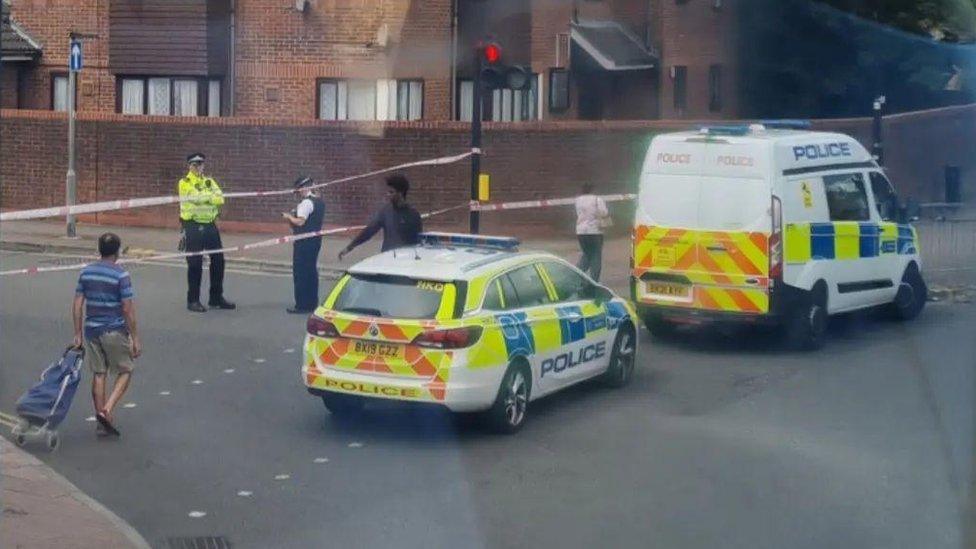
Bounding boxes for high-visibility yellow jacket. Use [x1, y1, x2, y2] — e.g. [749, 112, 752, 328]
[178, 171, 225, 223]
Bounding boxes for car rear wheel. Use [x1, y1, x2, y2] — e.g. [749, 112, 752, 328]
[889, 265, 926, 321]
[484, 363, 530, 434]
[321, 393, 365, 416]
[602, 325, 637, 388]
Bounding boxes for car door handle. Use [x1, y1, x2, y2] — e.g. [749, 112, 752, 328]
[745, 278, 759, 285]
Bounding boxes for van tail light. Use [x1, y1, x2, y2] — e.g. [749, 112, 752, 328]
[769, 196, 784, 281]
[306, 316, 340, 338]
[411, 326, 483, 349]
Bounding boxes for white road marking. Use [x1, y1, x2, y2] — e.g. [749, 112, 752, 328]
[188, 511, 207, 518]
[237, 491, 253, 497]
[191, 380, 204, 385]
[283, 348, 295, 354]
[313, 457, 330, 464]
[122, 403, 137, 409]
[274, 474, 291, 481]
[85, 416, 97, 422]
[159, 391, 171, 396]
[253, 358, 266, 364]
[347, 442, 364, 448]
[224, 368, 235, 374]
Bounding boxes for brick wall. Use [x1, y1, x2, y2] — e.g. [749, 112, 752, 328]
[2, 105, 974, 234]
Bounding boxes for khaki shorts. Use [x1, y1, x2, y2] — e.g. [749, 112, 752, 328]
[84, 331, 135, 376]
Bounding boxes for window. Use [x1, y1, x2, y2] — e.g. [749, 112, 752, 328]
[318, 79, 424, 121]
[869, 172, 898, 221]
[484, 274, 524, 311]
[118, 77, 220, 117]
[484, 279, 504, 311]
[544, 262, 591, 302]
[673, 66, 688, 112]
[824, 173, 870, 221]
[456, 76, 539, 122]
[507, 265, 552, 307]
[333, 274, 460, 320]
[52, 74, 71, 112]
[458, 80, 475, 121]
[549, 69, 570, 112]
[709, 64, 722, 112]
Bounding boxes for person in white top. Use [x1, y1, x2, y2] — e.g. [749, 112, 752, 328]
[574, 182, 610, 282]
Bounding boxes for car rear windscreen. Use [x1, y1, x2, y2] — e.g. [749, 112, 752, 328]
[333, 274, 459, 319]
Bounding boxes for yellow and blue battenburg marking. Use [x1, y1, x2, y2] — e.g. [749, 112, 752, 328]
[785, 222, 917, 262]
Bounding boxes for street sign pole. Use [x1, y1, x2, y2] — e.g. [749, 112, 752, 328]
[65, 38, 82, 238]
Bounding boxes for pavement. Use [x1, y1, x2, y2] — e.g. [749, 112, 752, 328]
[0, 244, 974, 548]
[1, 436, 150, 548]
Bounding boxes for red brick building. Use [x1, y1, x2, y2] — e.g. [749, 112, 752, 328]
[0, 0, 737, 121]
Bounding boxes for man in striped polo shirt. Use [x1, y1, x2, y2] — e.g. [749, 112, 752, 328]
[72, 233, 142, 436]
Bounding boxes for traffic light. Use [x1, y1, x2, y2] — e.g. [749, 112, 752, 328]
[478, 41, 532, 91]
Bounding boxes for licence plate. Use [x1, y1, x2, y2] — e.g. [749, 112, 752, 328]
[352, 341, 402, 359]
[646, 281, 690, 298]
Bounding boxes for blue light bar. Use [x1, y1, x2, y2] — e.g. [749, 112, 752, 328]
[419, 232, 520, 251]
[759, 119, 812, 130]
[698, 125, 751, 136]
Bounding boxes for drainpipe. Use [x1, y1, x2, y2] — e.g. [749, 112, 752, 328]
[450, 0, 458, 120]
[228, 0, 236, 115]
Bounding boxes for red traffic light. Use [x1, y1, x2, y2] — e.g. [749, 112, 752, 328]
[483, 43, 501, 64]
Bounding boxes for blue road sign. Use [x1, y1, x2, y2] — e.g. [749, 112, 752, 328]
[69, 40, 82, 72]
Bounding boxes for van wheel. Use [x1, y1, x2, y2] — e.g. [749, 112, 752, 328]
[643, 313, 676, 338]
[786, 294, 827, 351]
[484, 363, 531, 434]
[889, 265, 927, 321]
[321, 393, 365, 416]
[602, 324, 637, 388]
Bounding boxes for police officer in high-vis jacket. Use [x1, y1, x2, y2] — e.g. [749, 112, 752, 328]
[179, 153, 235, 313]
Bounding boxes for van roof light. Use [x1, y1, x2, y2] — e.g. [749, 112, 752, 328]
[698, 125, 751, 136]
[759, 119, 812, 130]
[419, 232, 520, 251]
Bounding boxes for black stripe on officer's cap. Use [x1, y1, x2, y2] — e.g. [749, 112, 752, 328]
[187, 153, 206, 163]
[293, 176, 313, 189]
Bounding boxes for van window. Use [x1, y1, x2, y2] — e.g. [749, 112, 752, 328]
[869, 172, 898, 221]
[823, 173, 870, 221]
[640, 174, 770, 231]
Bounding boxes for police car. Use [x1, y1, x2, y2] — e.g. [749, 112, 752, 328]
[633, 121, 926, 349]
[302, 233, 638, 433]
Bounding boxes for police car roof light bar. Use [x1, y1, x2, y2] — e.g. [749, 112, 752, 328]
[759, 119, 812, 130]
[419, 232, 520, 251]
[698, 125, 751, 136]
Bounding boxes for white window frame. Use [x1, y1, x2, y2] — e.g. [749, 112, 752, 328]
[117, 76, 221, 117]
[318, 78, 424, 121]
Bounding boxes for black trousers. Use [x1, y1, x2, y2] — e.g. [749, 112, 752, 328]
[183, 220, 225, 304]
[577, 234, 604, 282]
[293, 238, 322, 311]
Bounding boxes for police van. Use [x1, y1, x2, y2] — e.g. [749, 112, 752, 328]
[632, 122, 926, 349]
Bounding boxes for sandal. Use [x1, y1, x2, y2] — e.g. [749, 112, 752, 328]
[96, 412, 120, 437]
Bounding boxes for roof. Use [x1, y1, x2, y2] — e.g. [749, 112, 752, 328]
[571, 20, 656, 71]
[1, 1, 42, 62]
[348, 246, 554, 282]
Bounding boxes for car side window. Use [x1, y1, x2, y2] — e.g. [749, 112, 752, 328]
[483, 279, 504, 311]
[823, 172, 870, 221]
[543, 261, 590, 302]
[869, 172, 898, 221]
[507, 265, 552, 308]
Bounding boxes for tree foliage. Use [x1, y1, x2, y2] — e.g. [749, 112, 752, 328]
[819, 0, 976, 42]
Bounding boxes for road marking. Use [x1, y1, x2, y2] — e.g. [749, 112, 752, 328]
[223, 368, 235, 374]
[159, 391, 171, 396]
[187, 511, 207, 518]
[347, 442, 364, 448]
[253, 358, 266, 364]
[191, 380, 204, 385]
[283, 348, 295, 354]
[122, 403, 137, 409]
[274, 474, 291, 481]
[237, 491, 253, 497]
[313, 457, 329, 464]
[85, 416, 97, 422]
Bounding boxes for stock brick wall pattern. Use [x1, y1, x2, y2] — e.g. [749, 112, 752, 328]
[1, 105, 974, 233]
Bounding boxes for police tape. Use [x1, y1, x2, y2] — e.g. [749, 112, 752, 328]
[0, 151, 476, 222]
[0, 203, 469, 277]
[470, 193, 636, 212]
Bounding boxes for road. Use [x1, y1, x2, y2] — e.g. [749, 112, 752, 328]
[1, 250, 973, 549]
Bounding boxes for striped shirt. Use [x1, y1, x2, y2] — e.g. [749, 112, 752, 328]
[75, 261, 133, 340]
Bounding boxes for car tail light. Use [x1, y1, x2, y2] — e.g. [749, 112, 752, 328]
[306, 316, 340, 338]
[411, 326, 483, 349]
[769, 196, 783, 281]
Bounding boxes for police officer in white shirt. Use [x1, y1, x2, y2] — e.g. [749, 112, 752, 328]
[282, 176, 325, 314]
[574, 182, 610, 282]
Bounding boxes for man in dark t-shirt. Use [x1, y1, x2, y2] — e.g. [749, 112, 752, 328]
[338, 174, 423, 259]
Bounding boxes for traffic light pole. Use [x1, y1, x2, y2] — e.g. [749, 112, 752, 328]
[469, 51, 483, 234]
